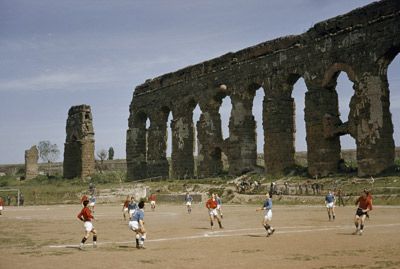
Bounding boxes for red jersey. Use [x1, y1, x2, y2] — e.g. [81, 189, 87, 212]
[0, 199, 4, 206]
[356, 196, 373, 211]
[77, 207, 94, 222]
[81, 195, 89, 203]
[149, 194, 156, 201]
[123, 200, 130, 208]
[206, 198, 218, 209]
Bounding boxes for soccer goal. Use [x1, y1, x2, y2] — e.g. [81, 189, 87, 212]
[0, 188, 21, 206]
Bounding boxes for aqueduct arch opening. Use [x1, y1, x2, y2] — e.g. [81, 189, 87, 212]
[127, 0, 400, 180]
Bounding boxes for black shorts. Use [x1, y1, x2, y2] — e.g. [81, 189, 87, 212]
[356, 208, 366, 217]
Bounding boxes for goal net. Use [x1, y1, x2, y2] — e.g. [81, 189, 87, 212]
[0, 188, 21, 206]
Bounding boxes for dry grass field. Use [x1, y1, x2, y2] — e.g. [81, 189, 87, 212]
[1, 203, 400, 269]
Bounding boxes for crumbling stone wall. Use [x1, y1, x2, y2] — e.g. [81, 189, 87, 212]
[63, 105, 95, 179]
[25, 145, 38, 180]
[127, 0, 400, 179]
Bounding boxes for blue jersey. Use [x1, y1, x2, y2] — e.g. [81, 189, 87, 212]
[263, 198, 272, 210]
[216, 197, 222, 205]
[89, 196, 96, 203]
[128, 202, 137, 211]
[325, 193, 335, 203]
[185, 195, 193, 202]
[131, 209, 144, 222]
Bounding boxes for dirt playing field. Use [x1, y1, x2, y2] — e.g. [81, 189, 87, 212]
[1, 203, 399, 269]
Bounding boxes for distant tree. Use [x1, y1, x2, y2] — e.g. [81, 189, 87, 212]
[38, 140, 60, 176]
[108, 147, 114, 160]
[96, 149, 108, 173]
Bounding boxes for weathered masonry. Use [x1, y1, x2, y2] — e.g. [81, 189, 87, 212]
[63, 105, 95, 179]
[127, 0, 400, 180]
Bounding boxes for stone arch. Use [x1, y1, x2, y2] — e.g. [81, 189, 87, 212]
[377, 45, 400, 74]
[322, 63, 357, 87]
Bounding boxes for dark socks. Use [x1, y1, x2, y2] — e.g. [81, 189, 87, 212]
[360, 224, 364, 230]
[93, 235, 97, 242]
[81, 237, 87, 244]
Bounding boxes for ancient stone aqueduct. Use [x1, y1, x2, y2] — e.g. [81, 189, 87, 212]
[126, 0, 400, 180]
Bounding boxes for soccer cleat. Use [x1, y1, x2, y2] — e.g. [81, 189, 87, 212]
[359, 230, 363, 236]
[352, 229, 359, 235]
[270, 228, 275, 235]
[93, 242, 97, 248]
[79, 243, 84, 250]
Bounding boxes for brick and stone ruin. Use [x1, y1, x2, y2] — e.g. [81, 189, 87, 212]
[63, 105, 95, 179]
[127, 0, 400, 180]
[25, 145, 39, 180]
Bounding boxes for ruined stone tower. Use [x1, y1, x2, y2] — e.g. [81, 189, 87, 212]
[25, 145, 39, 180]
[63, 105, 95, 179]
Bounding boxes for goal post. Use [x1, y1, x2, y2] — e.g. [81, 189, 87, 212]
[0, 188, 20, 206]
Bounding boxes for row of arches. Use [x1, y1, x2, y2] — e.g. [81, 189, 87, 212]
[128, 53, 399, 179]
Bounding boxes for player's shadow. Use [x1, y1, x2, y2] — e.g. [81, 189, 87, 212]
[193, 227, 210, 230]
[65, 246, 82, 250]
[118, 245, 136, 249]
[246, 234, 266, 238]
[336, 232, 357, 236]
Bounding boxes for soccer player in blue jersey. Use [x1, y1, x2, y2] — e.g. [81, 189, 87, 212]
[325, 190, 336, 221]
[256, 193, 275, 237]
[185, 193, 193, 214]
[128, 196, 137, 218]
[215, 193, 223, 219]
[128, 200, 146, 249]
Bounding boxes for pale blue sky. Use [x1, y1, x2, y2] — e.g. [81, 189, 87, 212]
[1, 0, 399, 164]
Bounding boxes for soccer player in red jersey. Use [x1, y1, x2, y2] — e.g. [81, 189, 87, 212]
[80, 194, 89, 206]
[205, 193, 223, 230]
[352, 190, 373, 235]
[77, 200, 97, 249]
[0, 197, 4, 215]
[122, 195, 130, 220]
[149, 193, 156, 211]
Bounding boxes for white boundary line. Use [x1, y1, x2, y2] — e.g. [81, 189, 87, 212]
[47, 223, 400, 249]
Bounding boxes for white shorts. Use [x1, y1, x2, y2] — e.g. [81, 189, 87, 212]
[326, 202, 335, 208]
[217, 205, 221, 210]
[84, 221, 93, 232]
[129, 220, 139, 231]
[264, 210, 272, 221]
[150, 201, 156, 206]
[209, 208, 218, 217]
[123, 207, 128, 212]
[89, 202, 95, 207]
[186, 202, 192, 206]
[0, 206, 3, 210]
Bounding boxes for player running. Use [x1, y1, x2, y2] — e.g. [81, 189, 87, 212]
[352, 190, 373, 235]
[122, 195, 130, 220]
[216, 193, 223, 219]
[128, 196, 137, 218]
[77, 200, 97, 249]
[128, 200, 146, 249]
[149, 193, 156, 211]
[325, 190, 336, 221]
[80, 193, 89, 206]
[205, 193, 223, 230]
[89, 195, 96, 213]
[256, 193, 275, 237]
[185, 193, 193, 214]
[0, 197, 4, 215]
